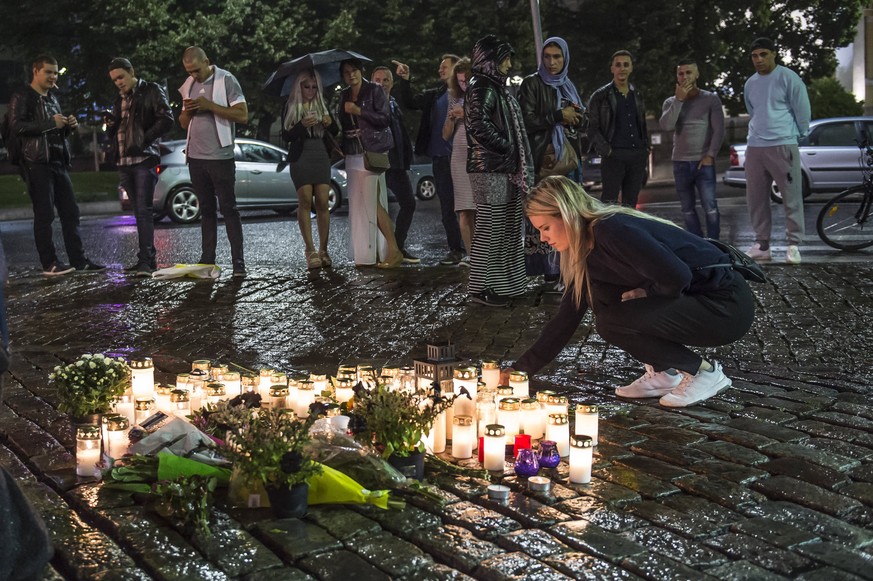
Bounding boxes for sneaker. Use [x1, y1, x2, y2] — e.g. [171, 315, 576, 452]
[75, 260, 106, 272]
[457, 256, 470, 268]
[43, 262, 75, 276]
[786, 245, 801, 264]
[232, 260, 247, 278]
[615, 364, 683, 398]
[745, 243, 771, 262]
[659, 361, 732, 408]
[439, 251, 464, 266]
[135, 263, 155, 278]
[401, 249, 421, 264]
[468, 289, 510, 308]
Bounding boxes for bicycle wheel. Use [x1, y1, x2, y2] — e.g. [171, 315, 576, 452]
[817, 185, 873, 251]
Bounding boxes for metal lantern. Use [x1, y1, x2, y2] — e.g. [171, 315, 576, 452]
[413, 342, 459, 393]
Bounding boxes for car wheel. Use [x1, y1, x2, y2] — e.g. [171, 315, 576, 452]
[166, 186, 201, 223]
[329, 182, 342, 213]
[416, 176, 436, 201]
[769, 174, 810, 204]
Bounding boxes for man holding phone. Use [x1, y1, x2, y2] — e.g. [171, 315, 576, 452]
[179, 46, 249, 277]
[8, 55, 104, 275]
[659, 57, 725, 239]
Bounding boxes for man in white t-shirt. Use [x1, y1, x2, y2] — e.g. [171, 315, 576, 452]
[179, 46, 249, 277]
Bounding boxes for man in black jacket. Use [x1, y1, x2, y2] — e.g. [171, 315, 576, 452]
[8, 55, 104, 275]
[587, 50, 649, 208]
[107, 57, 174, 276]
[392, 55, 465, 265]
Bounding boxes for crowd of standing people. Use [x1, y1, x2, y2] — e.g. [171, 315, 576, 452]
[3, 34, 812, 408]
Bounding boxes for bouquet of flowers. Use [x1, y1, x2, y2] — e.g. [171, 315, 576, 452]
[50, 353, 131, 418]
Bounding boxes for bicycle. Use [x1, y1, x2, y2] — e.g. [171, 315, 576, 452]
[816, 140, 873, 250]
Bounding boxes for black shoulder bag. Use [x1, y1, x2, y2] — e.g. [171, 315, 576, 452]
[695, 239, 767, 284]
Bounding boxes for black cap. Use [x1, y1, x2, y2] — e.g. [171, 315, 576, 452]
[750, 38, 776, 52]
[108, 57, 133, 72]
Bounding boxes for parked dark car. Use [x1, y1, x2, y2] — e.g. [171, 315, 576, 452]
[724, 116, 873, 203]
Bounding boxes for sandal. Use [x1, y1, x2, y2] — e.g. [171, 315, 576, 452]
[307, 251, 322, 270]
[319, 250, 332, 268]
[376, 252, 403, 269]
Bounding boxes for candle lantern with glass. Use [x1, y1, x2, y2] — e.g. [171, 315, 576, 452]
[546, 413, 570, 457]
[221, 371, 241, 396]
[508, 370, 529, 399]
[76, 425, 102, 478]
[170, 389, 190, 419]
[205, 383, 227, 409]
[154, 383, 174, 414]
[451, 415, 474, 459]
[496, 385, 513, 408]
[106, 415, 130, 460]
[270, 385, 290, 409]
[569, 435, 594, 484]
[575, 404, 599, 445]
[134, 398, 154, 425]
[413, 342, 459, 393]
[520, 397, 544, 439]
[129, 357, 155, 400]
[296, 380, 315, 418]
[480, 360, 500, 390]
[497, 398, 520, 443]
[483, 424, 506, 471]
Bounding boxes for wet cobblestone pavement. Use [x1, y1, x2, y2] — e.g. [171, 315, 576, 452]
[1, 199, 872, 580]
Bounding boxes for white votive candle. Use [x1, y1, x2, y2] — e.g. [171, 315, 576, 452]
[170, 389, 190, 420]
[520, 398, 544, 439]
[497, 398, 520, 443]
[115, 394, 134, 424]
[546, 413, 570, 457]
[546, 394, 568, 417]
[296, 380, 315, 418]
[221, 371, 241, 396]
[483, 424, 506, 471]
[480, 360, 500, 390]
[154, 384, 173, 414]
[129, 357, 154, 399]
[508, 370, 529, 399]
[106, 416, 130, 460]
[76, 426, 101, 478]
[575, 404, 599, 445]
[335, 378, 355, 404]
[451, 415, 474, 459]
[569, 435, 594, 484]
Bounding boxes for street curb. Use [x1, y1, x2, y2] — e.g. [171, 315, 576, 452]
[0, 201, 121, 221]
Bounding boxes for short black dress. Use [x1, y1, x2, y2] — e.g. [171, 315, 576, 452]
[290, 135, 331, 187]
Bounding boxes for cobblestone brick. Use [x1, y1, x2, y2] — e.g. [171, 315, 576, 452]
[702, 560, 790, 580]
[673, 474, 768, 511]
[729, 517, 820, 549]
[809, 411, 873, 432]
[593, 464, 680, 499]
[746, 501, 873, 547]
[689, 459, 769, 485]
[479, 491, 573, 528]
[475, 551, 569, 581]
[409, 525, 504, 574]
[629, 440, 713, 467]
[785, 419, 873, 449]
[620, 552, 717, 580]
[730, 406, 799, 425]
[345, 530, 433, 577]
[804, 437, 873, 461]
[752, 475, 864, 517]
[795, 541, 873, 578]
[355, 503, 441, 537]
[397, 563, 475, 581]
[439, 500, 523, 540]
[760, 442, 860, 471]
[693, 422, 778, 450]
[692, 440, 770, 466]
[305, 506, 381, 540]
[252, 519, 342, 561]
[496, 529, 572, 559]
[724, 417, 809, 442]
[297, 549, 389, 580]
[549, 521, 648, 563]
[628, 526, 728, 567]
[756, 457, 850, 491]
[702, 532, 812, 576]
[632, 425, 708, 446]
[625, 500, 727, 538]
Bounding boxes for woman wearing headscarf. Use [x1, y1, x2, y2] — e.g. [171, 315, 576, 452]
[518, 37, 586, 290]
[464, 35, 532, 307]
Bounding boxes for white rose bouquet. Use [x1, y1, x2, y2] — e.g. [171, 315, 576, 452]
[50, 353, 131, 418]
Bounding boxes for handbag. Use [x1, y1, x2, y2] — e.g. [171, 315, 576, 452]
[352, 116, 390, 174]
[538, 137, 579, 180]
[695, 239, 767, 283]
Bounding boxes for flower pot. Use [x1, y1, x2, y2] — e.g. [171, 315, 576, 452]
[265, 482, 309, 519]
[387, 450, 425, 481]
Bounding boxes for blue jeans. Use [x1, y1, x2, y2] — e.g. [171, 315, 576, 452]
[119, 162, 158, 266]
[23, 162, 86, 269]
[673, 161, 719, 239]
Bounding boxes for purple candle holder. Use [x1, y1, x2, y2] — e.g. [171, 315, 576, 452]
[538, 440, 561, 469]
[514, 448, 540, 477]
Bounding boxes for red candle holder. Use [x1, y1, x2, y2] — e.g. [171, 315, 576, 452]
[478, 436, 485, 463]
[514, 434, 532, 458]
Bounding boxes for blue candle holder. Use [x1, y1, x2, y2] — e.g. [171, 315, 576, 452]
[513, 448, 540, 477]
[538, 440, 561, 469]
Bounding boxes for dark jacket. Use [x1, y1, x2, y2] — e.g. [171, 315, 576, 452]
[107, 79, 174, 163]
[337, 79, 392, 155]
[587, 82, 648, 157]
[280, 102, 339, 164]
[464, 73, 517, 174]
[392, 77, 447, 157]
[8, 85, 72, 165]
[387, 96, 413, 171]
[518, 73, 585, 173]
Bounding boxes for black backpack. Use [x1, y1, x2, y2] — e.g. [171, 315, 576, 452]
[1, 109, 21, 166]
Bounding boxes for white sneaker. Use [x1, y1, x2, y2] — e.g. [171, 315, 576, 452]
[659, 361, 732, 407]
[746, 243, 771, 262]
[786, 245, 801, 264]
[615, 365, 683, 398]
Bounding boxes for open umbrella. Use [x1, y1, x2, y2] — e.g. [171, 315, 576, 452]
[263, 49, 372, 96]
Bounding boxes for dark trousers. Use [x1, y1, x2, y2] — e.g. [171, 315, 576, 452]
[431, 155, 463, 253]
[386, 168, 416, 250]
[594, 275, 755, 374]
[23, 162, 86, 269]
[188, 158, 244, 266]
[119, 162, 158, 266]
[600, 148, 648, 208]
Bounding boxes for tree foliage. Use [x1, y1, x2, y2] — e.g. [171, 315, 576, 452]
[0, 0, 864, 140]
[808, 77, 864, 119]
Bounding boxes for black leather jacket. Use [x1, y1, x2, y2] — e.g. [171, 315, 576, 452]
[107, 79, 174, 163]
[464, 73, 518, 174]
[392, 78, 446, 157]
[337, 80, 391, 155]
[518, 73, 585, 172]
[587, 82, 648, 157]
[387, 97, 413, 170]
[8, 86, 71, 165]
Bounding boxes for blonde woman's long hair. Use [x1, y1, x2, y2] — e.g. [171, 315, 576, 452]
[524, 176, 679, 308]
[283, 69, 329, 138]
